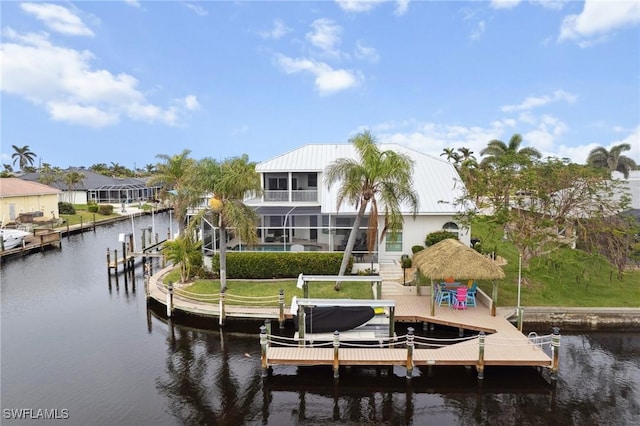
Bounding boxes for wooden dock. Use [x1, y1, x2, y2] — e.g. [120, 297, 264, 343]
[145, 268, 558, 381]
[0, 230, 62, 260]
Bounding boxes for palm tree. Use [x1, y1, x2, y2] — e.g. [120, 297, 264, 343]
[586, 143, 637, 179]
[11, 145, 36, 171]
[162, 234, 202, 283]
[440, 147, 460, 165]
[147, 149, 198, 235]
[63, 171, 85, 204]
[195, 155, 261, 292]
[480, 134, 541, 167]
[324, 130, 419, 288]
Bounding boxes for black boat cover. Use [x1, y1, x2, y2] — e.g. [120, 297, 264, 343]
[293, 306, 376, 333]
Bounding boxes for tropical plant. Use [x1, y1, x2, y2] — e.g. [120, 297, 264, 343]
[480, 134, 542, 167]
[193, 154, 262, 292]
[147, 149, 199, 235]
[162, 233, 202, 283]
[324, 130, 419, 289]
[63, 171, 85, 204]
[424, 230, 458, 247]
[11, 145, 36, 171]
[586, 143, 637, 179]
[440, 147, 460, 165]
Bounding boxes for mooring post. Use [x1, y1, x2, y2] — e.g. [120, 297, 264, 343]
[389, 306, 395, 338]
[303, 280, 309, 299]
[298, 303, 305, 346]
[406, 327, 414, 379]
[477, 331, 485, 380]
[517, 307, 524, 332]
[260, 325, 269, 378]
[491, 282, 498, 317]
[278, 289, 285, 329]
[219, 290, 226, 326]
[106, 248, 111, 276]
[333, 330, 340, 379]
[376, 280, 382, 300]
[92, 213, 96, 231]
[265, 319, 272, 336]
[80, 216, 83, 233]
[121, 241, 127, 273]
[166, 281, 173, 317]
[551, 327, 561, 383]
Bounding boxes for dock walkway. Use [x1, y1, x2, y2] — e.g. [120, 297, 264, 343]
[146, 267, 556, 379]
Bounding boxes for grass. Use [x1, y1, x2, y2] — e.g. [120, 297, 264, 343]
[58, 203, 153, 227]
[470, 216, 640, 307]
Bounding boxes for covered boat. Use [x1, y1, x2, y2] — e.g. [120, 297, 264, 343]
[1, 228, 30, 250]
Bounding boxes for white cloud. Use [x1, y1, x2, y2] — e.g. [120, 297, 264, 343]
[394, 0, 410, 16]
[530, 0, 568, 10]
[524, 115, 569, 151]
[48, 102, 118, 127]
[123, 0, 141, 8]
[1, 29, 197, 128]
[354, 40, 380, 63]
[559, 0, 640, 42]
[501, 90, 577, 113]
[489, 0, 521, 10]
[335, 0, 386, 13]
[306, 19, 342, 56]
[260, 19, 292, 40]
[275, 54, 360, 95]
[184, 3, 208, 17]
[471, 20, 486, 41]
[20, 3, 94, 37]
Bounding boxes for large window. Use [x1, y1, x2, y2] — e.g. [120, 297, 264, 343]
[385, 231, 403, 252]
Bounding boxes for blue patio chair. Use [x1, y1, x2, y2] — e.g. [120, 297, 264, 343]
[436, 283, 451, 307]
[466, 282, 477, 307]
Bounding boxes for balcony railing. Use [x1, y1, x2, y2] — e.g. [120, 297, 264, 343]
[264, 189, 318, 202]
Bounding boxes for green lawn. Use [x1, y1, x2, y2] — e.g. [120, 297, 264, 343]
[469, 216, 640, 307]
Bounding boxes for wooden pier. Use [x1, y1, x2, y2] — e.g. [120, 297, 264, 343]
[145, 268, 558, 382]
[0, 230, 62, 260]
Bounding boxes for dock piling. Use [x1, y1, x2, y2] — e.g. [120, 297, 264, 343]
[333, 331, 340, 379]
[278, 289, 285, 329]
[551, 327, 561, 383]
[406, 327, 414, 378]
[477, 331, 485, 380]
[166, 281, 173, 317]
[260, 325, 268, 378]
[219, 290, 226, 326]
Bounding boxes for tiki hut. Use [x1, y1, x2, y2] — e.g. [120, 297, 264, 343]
[413, 238, 506, 316]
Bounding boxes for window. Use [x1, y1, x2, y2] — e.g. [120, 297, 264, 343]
[443, 222, 459, 235]
[385, 231, 403, 252]
[307, 173, 317, 187]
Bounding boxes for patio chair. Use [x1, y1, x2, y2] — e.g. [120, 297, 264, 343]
[436, 283, 451, 307]
[466, 282, 477, 307]
[453, 287, 467, 310]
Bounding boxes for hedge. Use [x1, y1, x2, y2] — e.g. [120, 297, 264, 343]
[209, 252, 352, 279]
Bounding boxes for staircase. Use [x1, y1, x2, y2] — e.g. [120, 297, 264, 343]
[378, 260, 415, 296]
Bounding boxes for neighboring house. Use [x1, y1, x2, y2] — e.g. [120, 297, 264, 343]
[20, 169, 160, 205]
[202, 144, 472, 264]
[0, 178, 61, 225]
[613, 170, 640, 209]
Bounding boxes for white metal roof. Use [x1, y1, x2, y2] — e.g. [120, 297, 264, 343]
[255, 143, 470, 215]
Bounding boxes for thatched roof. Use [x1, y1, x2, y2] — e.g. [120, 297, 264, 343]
[413, 238, 506, 280]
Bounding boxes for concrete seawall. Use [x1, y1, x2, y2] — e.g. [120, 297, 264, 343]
[502, 306, 640, 330]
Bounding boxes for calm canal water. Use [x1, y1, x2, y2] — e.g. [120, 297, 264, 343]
[1, 214, 639, 425]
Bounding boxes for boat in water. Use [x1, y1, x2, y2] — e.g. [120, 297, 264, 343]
[1, 228, 30, 250]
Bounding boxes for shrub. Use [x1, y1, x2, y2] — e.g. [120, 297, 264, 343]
[58, 202, 75, 215]
[98, 204, 114, 215]
[411, 245, 424, 254]
[87, 204, 99, 213]
[424, 230, 458, 247]
[401, 256, 412, 269]
[209, 252, 349, 279]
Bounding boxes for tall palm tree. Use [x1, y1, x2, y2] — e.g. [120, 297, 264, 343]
[586, 143, 637, 179]
[440, 147, 460, 165]
[325, 130, 419, 288]
[480, 134, 542, 167]
[64, 171, 85, 204]
[147, 149, 198, 235]
[196, 155, 262, 292]
[11, 145, 36, 171]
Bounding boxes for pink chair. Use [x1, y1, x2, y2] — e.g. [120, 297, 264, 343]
[453, 287, 467, 310]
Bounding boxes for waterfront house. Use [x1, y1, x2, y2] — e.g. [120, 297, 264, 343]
[0, 178, 61, 226]
[202, 143, 473, 265]
[20, 168, 161, 206]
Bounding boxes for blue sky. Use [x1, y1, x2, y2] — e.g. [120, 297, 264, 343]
[1, 0, 639, 171]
